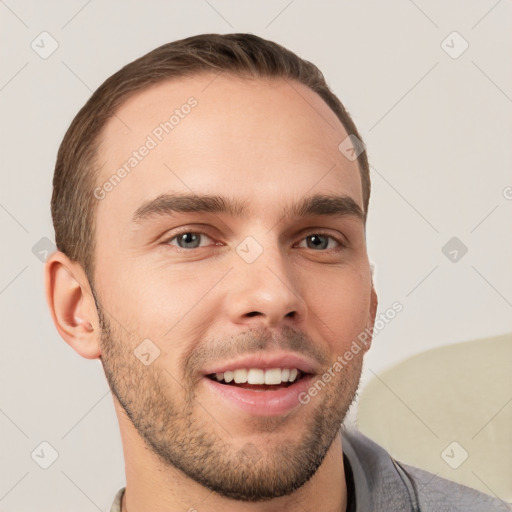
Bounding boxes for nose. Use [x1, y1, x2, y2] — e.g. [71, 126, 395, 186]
[225, 242, 308, 329]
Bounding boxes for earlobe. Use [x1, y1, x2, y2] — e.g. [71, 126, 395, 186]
[45, 251, 101, 359]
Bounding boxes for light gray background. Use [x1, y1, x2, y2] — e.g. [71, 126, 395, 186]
[1, 1, 511, 510]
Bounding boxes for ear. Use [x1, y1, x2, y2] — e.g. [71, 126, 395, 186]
[45, 251, 101, 359]
[364, 273, 379, 351]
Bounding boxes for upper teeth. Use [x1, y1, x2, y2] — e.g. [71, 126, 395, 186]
[213, 368, 300, 385]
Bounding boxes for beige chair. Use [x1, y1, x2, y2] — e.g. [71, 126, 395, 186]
[357, 333, 512, 504]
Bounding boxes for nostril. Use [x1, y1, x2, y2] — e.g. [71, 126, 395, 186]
[246, 311, 261, 317]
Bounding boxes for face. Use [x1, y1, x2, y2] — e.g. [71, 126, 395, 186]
[92, 73, 376, 501]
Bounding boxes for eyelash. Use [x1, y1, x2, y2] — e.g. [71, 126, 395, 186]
[163, 229, 346, 252]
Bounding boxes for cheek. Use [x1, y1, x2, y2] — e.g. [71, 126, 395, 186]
[95, 258, 221, 343]
[310, 267, 371, 350]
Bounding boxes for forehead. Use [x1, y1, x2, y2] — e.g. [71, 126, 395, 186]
[95, 72, 362, 224]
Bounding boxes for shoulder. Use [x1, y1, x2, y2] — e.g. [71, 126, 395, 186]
[396, 461, 511, 512]
[342, 427, 511, 512]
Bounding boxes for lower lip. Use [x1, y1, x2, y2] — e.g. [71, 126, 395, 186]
[203, 375, 314, 416]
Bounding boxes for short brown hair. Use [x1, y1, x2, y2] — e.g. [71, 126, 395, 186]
[52, 33, 370, 280]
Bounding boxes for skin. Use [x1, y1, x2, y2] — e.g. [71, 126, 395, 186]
[46, 72, 378, 512]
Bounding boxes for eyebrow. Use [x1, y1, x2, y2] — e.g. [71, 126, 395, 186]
[132, 192, 365, 224]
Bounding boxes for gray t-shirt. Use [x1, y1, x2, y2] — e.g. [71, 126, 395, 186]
[110, 428, 511, 511]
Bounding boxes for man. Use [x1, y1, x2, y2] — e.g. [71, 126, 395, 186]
[45, 33, 510, 511]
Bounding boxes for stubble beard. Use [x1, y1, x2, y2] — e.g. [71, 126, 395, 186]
[97, 306, 363, 502]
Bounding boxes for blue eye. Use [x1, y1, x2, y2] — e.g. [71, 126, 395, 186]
[298, 234, 342, 251]
[167, 232, 212, 249]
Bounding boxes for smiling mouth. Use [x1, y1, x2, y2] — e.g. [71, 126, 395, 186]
[206, 367, 308, 392]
